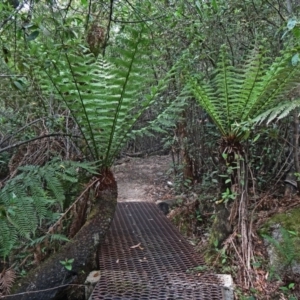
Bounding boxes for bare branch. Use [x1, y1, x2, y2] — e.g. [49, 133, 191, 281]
[0, 133, 80, 154]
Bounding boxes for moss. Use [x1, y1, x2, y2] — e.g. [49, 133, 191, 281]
[208, 203, 231, 249]
[260, 208, 300, 235]
[259, 208, 300, 266]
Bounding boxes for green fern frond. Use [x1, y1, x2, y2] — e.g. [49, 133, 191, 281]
[247, 48, 300, 118]
[50, 233, 69, 243]
[212, 45, 238, 130]
[0, 159, 95, 258]
[188, 76, 226, 135]
[6, 196, 38, 239]
[38, 24, 180, 168]
[253, 99, 300, 124]
[187, 43, 300, 138]
[0, 219, 17, 258]
[239, 45, 268, 119]
[51, 158, 98, 175]
[29, 233, 69, 247]
[44, 26, 156, 168]
[131, 85, 187, 137]
[46, 173, 65, 206]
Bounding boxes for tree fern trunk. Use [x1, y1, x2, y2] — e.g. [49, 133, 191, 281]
[7, 170, 117, 300]
[209, 154, 234, 248]
[209, 202, 232, 248]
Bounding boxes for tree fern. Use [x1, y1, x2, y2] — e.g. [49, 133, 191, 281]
[186, 43, 300, 258]
[39, 26, 161, 168]
[187, 44, 300, 138]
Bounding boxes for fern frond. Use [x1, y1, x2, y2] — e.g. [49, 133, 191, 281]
[212, 45, 239, 130]
[0, 219, 17, 258]
[43, 26, 156, 168]
[239, 45, 268, 119]
[43, 172, 65, 207]
[188, 75, 226, 135]
[186, 43, 300, 138]
[131, 84, 187, 137]
[0, 268, 16, 295]
[0, 159, 95, 258]
[246, 47, 300, 118]
[50, 233, 69, 243]
[253, 98, 300, 124]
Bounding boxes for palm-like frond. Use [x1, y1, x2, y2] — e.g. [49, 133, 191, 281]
[253, 98, 300, 124]
[238, 46, 268, 119]
[188, 76, 226, 135]
[187, 44, 300, 138]
[46, 26, 155, 168]
[246, 49, 300, 118]
[212, 45, 239, 132]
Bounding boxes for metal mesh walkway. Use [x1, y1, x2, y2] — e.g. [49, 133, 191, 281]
[91, 202, 231, 300]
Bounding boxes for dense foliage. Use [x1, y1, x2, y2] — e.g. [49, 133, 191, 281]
[1, 0, 300, 298]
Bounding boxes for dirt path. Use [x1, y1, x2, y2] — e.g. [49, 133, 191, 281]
[112, 155, 173, 203]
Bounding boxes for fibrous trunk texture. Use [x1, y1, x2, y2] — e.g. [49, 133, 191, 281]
[6, 171, 117, 300]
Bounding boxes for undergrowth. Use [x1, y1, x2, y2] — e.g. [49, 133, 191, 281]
[0, 158, 97, 276]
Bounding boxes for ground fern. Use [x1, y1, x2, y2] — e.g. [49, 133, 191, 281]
[263, 228, 300, 270]
[0, 158, 96, 258]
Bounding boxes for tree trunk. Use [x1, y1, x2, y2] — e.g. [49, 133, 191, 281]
[6, 171, 117, 300]
[293, 110, 300, 194]
[177, 112, 194, 183]
[208, 153, 235, 248]
[209, 202, 232, 248]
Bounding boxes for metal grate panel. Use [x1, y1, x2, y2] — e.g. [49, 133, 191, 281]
[91, 202, 227, 299]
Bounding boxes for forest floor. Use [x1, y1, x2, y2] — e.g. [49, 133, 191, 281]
[113, 154, 174, 203]
[112, 154, 300, 300]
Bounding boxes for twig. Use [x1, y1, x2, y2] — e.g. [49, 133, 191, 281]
[230, 235, 253, 288]
[0, 75, 25, 77]
[46, 178, 98, 234]
[0, 133, 79, 154]
[102, 0, 114, 57]
[0, 284, 85, 298]
[111, 15, 166, 24]
[0, 118, 45, 147]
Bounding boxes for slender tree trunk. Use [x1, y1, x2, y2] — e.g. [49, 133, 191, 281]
[293, 110, 300, 193]
[176, 111, 194, 183]
[286, 0, 300, 194]
[286, 0, 292, 15]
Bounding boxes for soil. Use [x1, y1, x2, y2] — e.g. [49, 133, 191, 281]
[113, 155, 174, 203]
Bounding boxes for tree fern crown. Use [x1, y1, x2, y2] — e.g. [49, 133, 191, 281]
[42, 26, 157, 169]
[187, 44, 300, 140]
